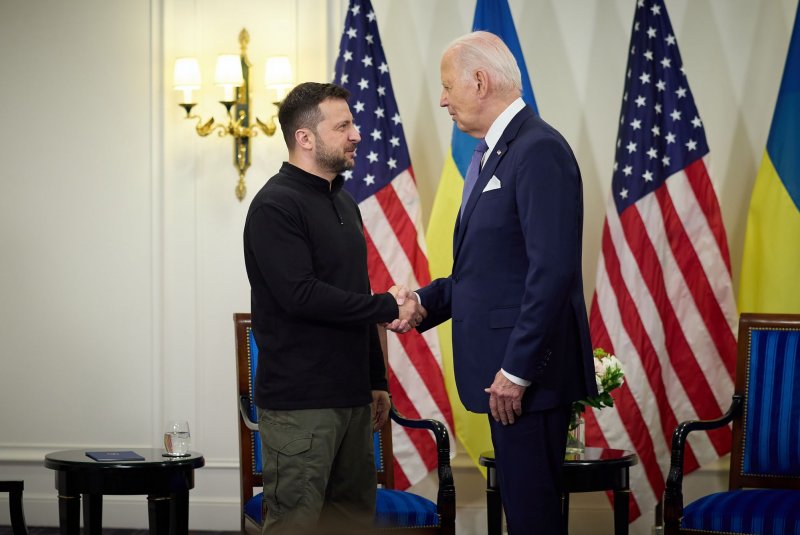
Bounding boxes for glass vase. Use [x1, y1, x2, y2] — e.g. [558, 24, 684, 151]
[566, 409, 585, 454]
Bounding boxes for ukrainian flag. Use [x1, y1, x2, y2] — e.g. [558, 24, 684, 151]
[739, 5, 800, 314]
[425, 0, 538, 469]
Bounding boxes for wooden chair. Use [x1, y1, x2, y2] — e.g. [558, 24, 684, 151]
[664, 313, 800, 534]
[0, 480, 28, 535]
[234, 313, 455, 534]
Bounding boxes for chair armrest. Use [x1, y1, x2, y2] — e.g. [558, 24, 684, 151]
[663, 394, 742, 533]
[389, 405, 455, 534]
[239, 395, 259, 432]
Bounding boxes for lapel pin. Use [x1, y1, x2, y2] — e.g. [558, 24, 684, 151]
[496, 150, 502, 155]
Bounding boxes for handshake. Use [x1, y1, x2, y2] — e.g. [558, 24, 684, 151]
[383, 285, 427, 334]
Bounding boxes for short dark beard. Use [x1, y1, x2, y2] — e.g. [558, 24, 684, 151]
[315, 137, 355, 175]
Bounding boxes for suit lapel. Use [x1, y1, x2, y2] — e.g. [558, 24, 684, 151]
[453, 106, 535, 263]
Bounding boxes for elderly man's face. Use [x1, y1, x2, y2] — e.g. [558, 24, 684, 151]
[440, 50, 482, 137]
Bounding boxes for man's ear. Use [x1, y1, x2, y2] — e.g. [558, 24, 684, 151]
[295, 128, 314, 150]
[475, 69, 490, 98]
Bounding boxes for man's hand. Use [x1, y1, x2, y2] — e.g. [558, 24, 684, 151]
[371, 390, 391, 431]
[484, 371, 526, 425]
[383, 286, 426, 333]
[387, 284, 410, 305]
[396, 298, 426, 332]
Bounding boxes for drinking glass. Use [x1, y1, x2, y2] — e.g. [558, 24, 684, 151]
[163, 420, 191, 457]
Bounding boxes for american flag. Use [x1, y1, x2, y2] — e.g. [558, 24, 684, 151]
[333, 0, 455, 489]
[586, 0, 738, 525]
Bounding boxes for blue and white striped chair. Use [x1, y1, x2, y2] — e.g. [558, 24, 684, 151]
[664, 313, 800, 535]
[234, 313, 455, 534]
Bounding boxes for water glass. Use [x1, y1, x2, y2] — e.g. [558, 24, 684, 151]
[163, 420, 191, 457]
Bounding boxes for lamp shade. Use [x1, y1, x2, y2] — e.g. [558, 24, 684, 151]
[265, 56, 293, 101]
[214, 55, 244, 86]
[173, 58, 201, 89]
[265, 56, 293, 88]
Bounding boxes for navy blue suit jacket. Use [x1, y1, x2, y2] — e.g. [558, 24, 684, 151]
[418, 105, 598, 413]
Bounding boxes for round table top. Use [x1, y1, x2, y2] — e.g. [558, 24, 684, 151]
[563, 447, 638, 468]
[479, 447, 638, 469]
[45, 448, 205, 471]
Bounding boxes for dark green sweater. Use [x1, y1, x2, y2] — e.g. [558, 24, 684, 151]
[244, 162, 398, 410]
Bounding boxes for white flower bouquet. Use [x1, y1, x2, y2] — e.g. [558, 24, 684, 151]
[569, 348, 625, 432]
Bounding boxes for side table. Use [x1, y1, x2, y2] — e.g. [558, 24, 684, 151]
[44, 448, 204, 535]
[479, 447, 638, 535]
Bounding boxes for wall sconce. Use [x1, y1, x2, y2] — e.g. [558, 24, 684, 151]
[173, 28, 293, 201]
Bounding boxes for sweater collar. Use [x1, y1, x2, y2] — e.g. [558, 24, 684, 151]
[280, 162, 344, 196]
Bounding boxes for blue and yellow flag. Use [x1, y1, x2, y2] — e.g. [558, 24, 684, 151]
[739, 5, 800, 314]
[425, 0, 537, 470]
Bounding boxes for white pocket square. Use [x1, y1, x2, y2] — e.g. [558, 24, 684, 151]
[483, 175, 502, 192]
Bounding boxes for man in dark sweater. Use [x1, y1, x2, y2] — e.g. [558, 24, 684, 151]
[243, 82, 423, 534]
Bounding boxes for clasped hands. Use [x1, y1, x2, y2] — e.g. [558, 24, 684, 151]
[383, 285, 427, 333]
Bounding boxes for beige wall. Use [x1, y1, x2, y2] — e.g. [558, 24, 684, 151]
[0, 0, 795, 532]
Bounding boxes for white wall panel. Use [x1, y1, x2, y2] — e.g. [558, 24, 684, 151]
[0, 0, 157, 447]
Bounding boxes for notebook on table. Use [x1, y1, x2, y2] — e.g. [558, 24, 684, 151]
[85, 450, 145, 462]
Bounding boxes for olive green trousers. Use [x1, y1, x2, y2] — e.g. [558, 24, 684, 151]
[257, 405, 377, 535]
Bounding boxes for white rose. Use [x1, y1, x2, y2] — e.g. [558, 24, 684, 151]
[594, 358, 605, 376]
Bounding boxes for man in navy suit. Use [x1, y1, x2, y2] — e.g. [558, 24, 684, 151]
[412, 31, 598, 534]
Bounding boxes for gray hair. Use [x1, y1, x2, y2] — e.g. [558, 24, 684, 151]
[446, 31, 522, 95]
